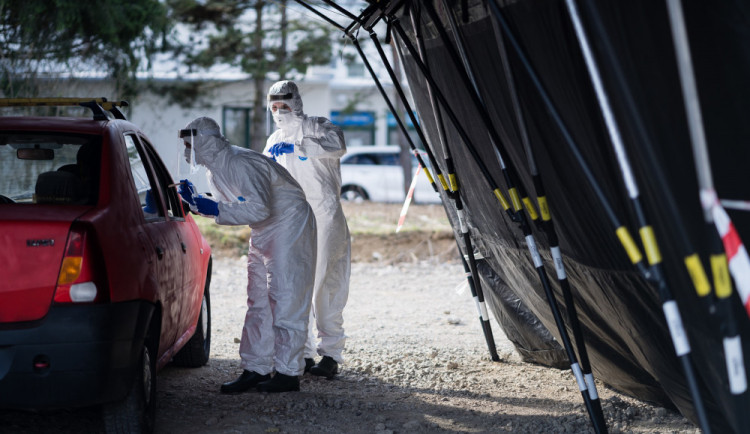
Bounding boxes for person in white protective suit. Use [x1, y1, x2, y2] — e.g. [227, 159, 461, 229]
[177, 116, 317, 393]
[264, 80, 351, 379]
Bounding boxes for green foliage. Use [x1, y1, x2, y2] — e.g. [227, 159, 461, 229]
[168, 0, 333, 80]
[162, 0, 336, 150]
[0, 0, 337, 133]
[0, 0, 170, 99]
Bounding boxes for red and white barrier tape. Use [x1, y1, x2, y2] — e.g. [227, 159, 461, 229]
[703, 190, 750, 316]
[396, 165, 422, 233]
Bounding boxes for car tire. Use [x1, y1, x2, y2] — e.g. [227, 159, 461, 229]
[172, 269, 211, 368]
[341, 186, 368, 203]
[102, 341, 157, 434]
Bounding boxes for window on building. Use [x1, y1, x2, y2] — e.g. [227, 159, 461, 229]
[347, 62, 365, 77]
[330, 111, 375, 147]
[222, 106, 252, 148]
[387, 111, 423, 149]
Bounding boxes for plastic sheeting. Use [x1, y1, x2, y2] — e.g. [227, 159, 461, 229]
[386, 0, 750, 432]
[476, 259, 569, 369]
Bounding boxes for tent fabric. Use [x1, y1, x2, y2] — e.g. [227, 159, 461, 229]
[476, 258, 570, 370]
[386, 0, 750, 432]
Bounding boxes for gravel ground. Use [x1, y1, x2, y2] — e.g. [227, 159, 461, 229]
[0, 203, 701, 433]
[152, 256, 695, 434]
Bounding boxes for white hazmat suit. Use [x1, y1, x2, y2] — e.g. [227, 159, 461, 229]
[264, 81, 351, 365]
[186, 116, 317, 377]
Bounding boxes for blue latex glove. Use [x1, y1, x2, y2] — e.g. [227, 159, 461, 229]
[195, 196, 219, 216]
[269, 142, 294, 158]
[178, 179, 199, 205]
[143, 189, 156, 214]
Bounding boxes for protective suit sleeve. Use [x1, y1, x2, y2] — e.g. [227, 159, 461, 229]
[295, 117, 346, 160]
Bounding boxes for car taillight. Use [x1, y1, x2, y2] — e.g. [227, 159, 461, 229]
[54, 226, 103, 303]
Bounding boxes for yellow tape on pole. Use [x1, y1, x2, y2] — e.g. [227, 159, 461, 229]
[711, 253, 732, 299]
[423, 168, 435, 185]
[493, 188, 510, 211]
[509, 187, 523, 212]
[640, 226, 662, 265]
[616, 226, 643, 265]
[437, 173, 449, 191]
[522, 197, 539, 221]
[684, 254, 711, 297]
[449, 173, 458, 192]
[538, 196, 551, 221]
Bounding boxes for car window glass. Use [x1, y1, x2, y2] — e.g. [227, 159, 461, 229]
[139, 135, 184, 220]
[0, 133, 100, 205]
[378, 153, 400, 166]
[125, 134, 165, 220]
[350, 154, 379, 165]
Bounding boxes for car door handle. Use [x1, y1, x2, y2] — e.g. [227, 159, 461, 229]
[155, 246, 164, 260]
[181, 242, 187, 253]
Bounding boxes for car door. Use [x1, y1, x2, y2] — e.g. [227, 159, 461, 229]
[412, 153, 441, 204]
[125, 134, 184, 357]
[137, 135, 204, 346]
[376, 151, 405, 202]
[341, 152, 383, 201]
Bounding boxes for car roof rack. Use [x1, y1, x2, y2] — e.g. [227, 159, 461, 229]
[0, 97, 129, 121]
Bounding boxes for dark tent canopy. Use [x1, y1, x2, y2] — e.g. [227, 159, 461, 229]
[304, 1, 750, 432]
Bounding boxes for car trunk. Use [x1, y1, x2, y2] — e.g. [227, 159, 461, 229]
[0, 206, 89, 322]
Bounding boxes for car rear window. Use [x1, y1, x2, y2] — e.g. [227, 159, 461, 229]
[0, 132, 101, 205]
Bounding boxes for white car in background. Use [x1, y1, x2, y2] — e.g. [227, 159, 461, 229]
[340, 145, 442, 204]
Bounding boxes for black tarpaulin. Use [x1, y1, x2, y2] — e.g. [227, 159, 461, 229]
[379, 0, 750, 432]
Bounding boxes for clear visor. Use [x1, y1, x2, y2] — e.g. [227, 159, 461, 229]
[176, 128, 221, 175]
[177, 131, 199, 176]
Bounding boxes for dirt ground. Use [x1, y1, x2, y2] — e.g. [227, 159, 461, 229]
[0, 203, 699, 433]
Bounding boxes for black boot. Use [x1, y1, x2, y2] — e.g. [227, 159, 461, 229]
[220, 370, 270, 394]
[309, 356, 338, 379]
[256, 373, 300, 393]
[304, 358, 315, 374]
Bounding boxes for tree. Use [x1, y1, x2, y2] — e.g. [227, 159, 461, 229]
[0, 0, 169, 100]
[168, 0, 334, 151]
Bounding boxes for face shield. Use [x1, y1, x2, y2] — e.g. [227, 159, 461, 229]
[178, 128, 199, 175]
[177, 127, 221, 175]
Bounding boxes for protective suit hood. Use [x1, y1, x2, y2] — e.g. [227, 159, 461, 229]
[183, 116, 230, 168]
[267, 80, 304, 116]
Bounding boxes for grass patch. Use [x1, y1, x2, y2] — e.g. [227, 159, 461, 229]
[193, 215, 251, 256]
[192, 202, 453, 258]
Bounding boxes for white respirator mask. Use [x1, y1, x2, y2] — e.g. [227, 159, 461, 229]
[273, 109, 298, 130]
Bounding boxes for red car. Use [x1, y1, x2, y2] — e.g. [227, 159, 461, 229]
[0, 98, 212, 433]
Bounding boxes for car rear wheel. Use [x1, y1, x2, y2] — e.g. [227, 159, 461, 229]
[341, 186, 368, 203]
[171, 282, 211, 367]
[102, 342, 157, 434]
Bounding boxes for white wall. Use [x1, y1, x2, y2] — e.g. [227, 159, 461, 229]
[128, 80, 254, 193]
[126, 79, 337, 194]
[27, 61, 406, 195]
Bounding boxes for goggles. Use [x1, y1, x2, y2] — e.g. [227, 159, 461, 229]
[267, 92, 294, 102]
[178, 128, 221, 139]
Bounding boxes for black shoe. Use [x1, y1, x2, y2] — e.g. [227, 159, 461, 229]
[220, 370, 270, 394]
[304, 358, 315, 374]
[256, 373, 300, 393]
[309, 356, 338, 379]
